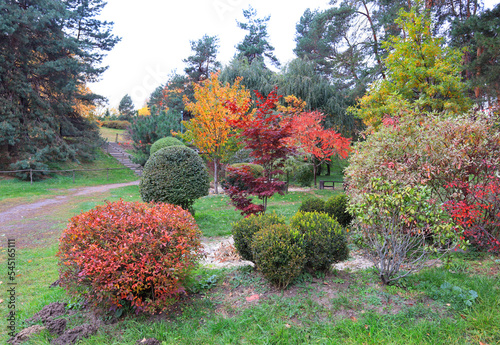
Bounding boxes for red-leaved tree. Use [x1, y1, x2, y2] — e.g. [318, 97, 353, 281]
[289, 111, 351, 186]
[225, 88, 296, 216]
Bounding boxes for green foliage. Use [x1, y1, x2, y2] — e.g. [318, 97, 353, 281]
[150, 137, 185, 155]
[230, 163, 264, 176]
[349, 179, 460, 285]
[101, 120, 130, 130]
[57, 200, 203, 314]
[140, 146, 209, 211]
[0, 0, 117, 171]
[231, 212, 286, 262]
[236, 6, 280, 68]
[290, 211, 349, 271]
[353, 5, 471, 128]
[128, 110, 181, 154]
[10, 159, 49, 181]
[298, 197, 325, 214]
[294, 164, 314, 187]
[118, 94, 136, 121]
[184, 34, 222, 83]
[251, 224, 306, 288]
[325, 194, 353, 227]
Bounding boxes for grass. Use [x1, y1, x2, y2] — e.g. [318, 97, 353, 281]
[2, 157, 499, 344]
[0, 149, 138, 203]
[4, 248, 499, 344]
[99, 127, 128, 143]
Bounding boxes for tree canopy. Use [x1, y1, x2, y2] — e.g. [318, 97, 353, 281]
[0, 0, 119, 170]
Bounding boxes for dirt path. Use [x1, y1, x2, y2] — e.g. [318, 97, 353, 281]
[0, 181, 140, 248]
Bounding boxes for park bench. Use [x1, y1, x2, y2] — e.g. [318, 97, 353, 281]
[318, 180, 343, 190]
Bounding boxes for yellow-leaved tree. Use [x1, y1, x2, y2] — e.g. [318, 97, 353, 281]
[176, 72, 251, 194]
[352, 3, 472, 129]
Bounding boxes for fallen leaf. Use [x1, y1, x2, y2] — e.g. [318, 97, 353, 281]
[285, 324, 291, 328]
[323, 282, 329, 285]
[0, 299, 3, 303]
[446, 303, 451, 306]
[364, 325, 369, 329]
[28, 260, 32, 263]
[460, 314, 466, 320]
[246, 294, 259, 302]
[350, 316, 357, 322]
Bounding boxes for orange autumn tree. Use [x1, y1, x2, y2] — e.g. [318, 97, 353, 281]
[290, 111, 351, 187]
[176, 72, 251, 194]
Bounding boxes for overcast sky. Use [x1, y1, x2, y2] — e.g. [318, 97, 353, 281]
[89, 0, 499, 109]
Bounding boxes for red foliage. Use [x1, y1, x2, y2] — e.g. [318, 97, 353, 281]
[443, 174, 500, 252]
[289, 111, 351, 185]
[57, 200, 203, 314]
[225, 89, 296, 216]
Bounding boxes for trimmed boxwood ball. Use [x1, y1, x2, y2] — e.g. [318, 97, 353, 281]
[251, 224, 306, 289]
[299, 197, 326, 214]
[291, 211, 349, 272]
[325, 194, 353, 227]
[140, 146, 209, 211]
[231, 212, 286, 262]
[150, 136, 185, 155]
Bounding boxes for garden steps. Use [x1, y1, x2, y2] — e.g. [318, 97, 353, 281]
[105, 142, 143, 177]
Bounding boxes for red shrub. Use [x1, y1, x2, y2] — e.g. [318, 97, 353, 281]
[57, 200, 203, 314]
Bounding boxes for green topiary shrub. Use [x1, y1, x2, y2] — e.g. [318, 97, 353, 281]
[150, 136, 185, 155]
[251, 224, 306, 289]
[231, 212, 286, 262]
[294, 164, 313, 187]
[140, 146, 209, 212]
[57, 200, 203, 314]
[325, 194, 353, 227]
[299, 197, 326, 214]
[290, 211, 349, 272]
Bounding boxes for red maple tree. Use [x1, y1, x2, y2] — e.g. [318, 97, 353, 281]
[289, 111, 351, 186]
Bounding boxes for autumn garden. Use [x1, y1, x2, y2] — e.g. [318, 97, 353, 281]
[1, 0, 500, 344]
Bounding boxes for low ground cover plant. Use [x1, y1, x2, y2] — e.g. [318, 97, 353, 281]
[57, 200, 203, 314]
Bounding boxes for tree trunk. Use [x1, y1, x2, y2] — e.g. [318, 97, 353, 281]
[214, 160, 219, 194]
[313, 164, 317, 187]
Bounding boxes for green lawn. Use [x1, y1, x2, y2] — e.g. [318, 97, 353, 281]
[1, 156, 499, 345]
[99, 126, 128, 143]
[0, 149, 138, 203]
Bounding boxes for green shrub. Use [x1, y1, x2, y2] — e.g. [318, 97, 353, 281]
[101, 120, 131, 129]
[294, 164, 314, 187]
[325, 194, 353, 227]
[10, 159, 49, 181]
[251, 224, 306, 289]
[231, 212, 286, 262]
[290, 211, 349, 271]
[299, 197, 326, 214]
[140, 146, 209, 212]
[150, 137, 185, 155]
[58, 200, 202, 314]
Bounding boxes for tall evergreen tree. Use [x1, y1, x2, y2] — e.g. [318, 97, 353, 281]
[118, 94, 135, 121]
[236, 6, 280, 68]
[0, 0, 119, 171]
[183, 35, 222, 83]
[451, 3, 500, 106]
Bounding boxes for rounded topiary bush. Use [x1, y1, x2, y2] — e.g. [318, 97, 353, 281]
[150, 136, 185, 155]
[299, 197, 326, 214]
[294, 164, 313, 187]
[325, 194, 353, 227]
[251, 224, 306, 289]
[140, 146, 209, 211]
[290, 211, 349, 271]
[57, 200, 203, 314]
[231, 212, 286, 262]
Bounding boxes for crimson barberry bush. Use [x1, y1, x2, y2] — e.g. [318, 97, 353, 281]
[57, 200, 203, 314]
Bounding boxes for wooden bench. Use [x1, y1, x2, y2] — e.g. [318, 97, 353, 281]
[319, 180, 343, 190]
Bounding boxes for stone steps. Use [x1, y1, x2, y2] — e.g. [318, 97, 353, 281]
[104, 143, 143, 176]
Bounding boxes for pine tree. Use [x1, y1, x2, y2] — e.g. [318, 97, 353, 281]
[183, 35, 222, 83]
[236, 6, 280, 68]
[118, 94, 136, 121]
[0, 0, 119, 171]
